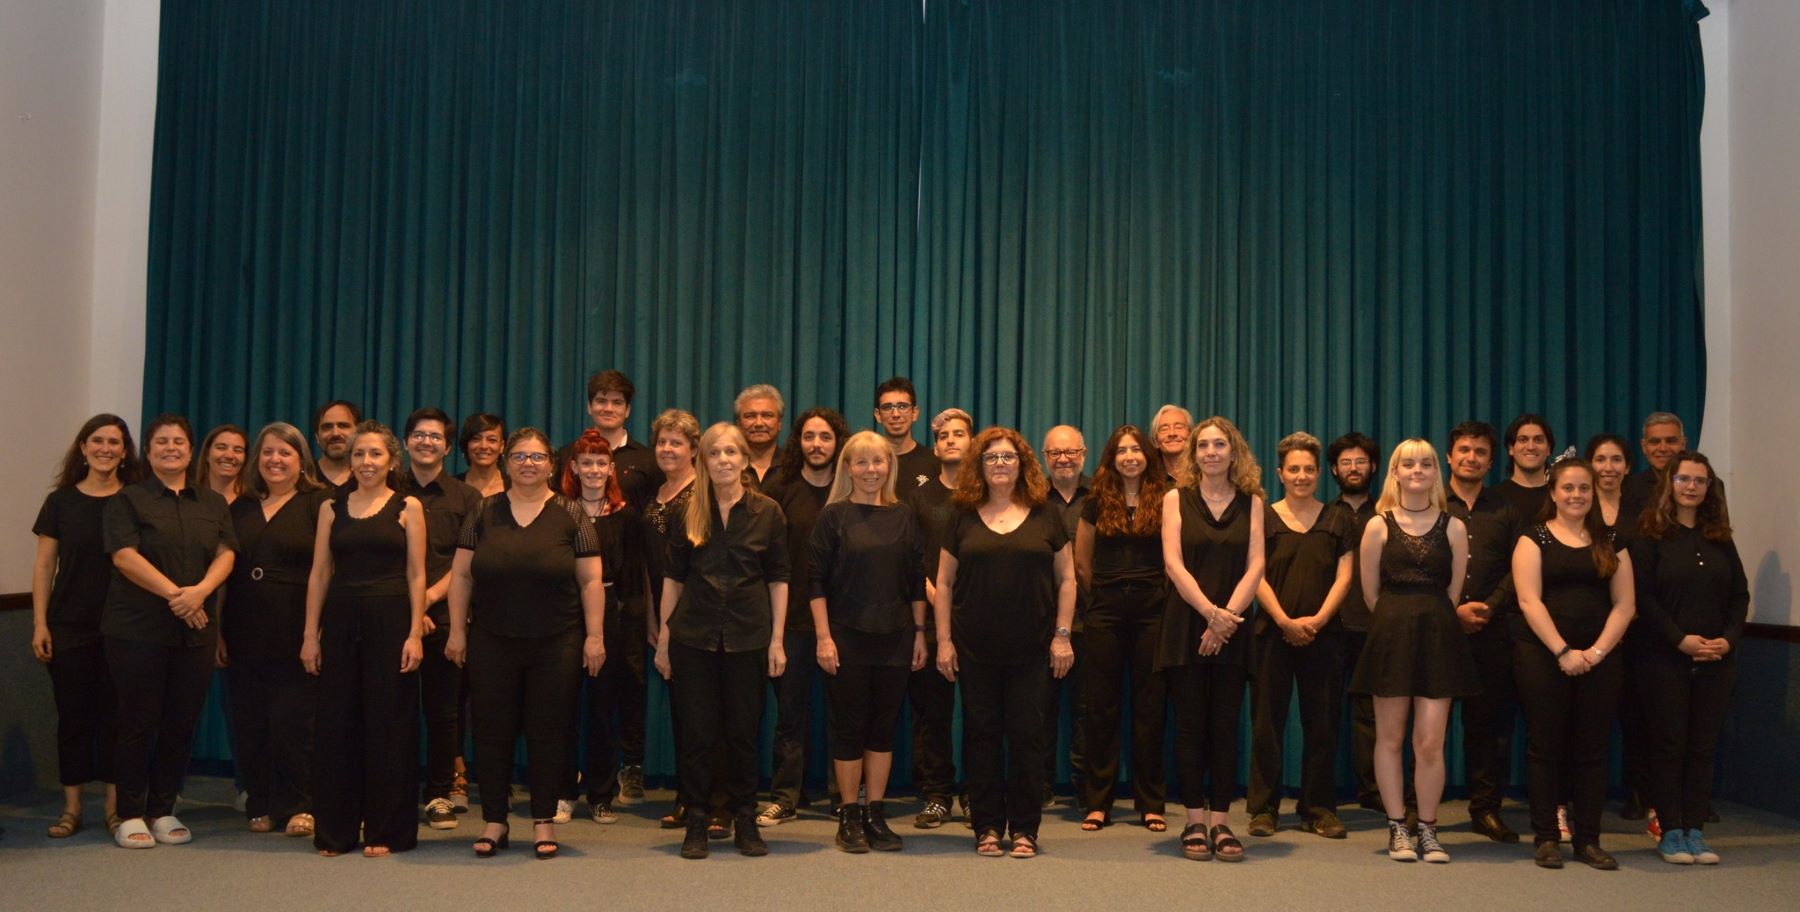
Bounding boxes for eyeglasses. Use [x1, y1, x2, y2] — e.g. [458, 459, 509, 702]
[1043, 448, 1085, 459]
[408, 431, 446, 443]
[508, 452, 550, 465]
[1336, 458, 1371, 469]
[1671, 474, 1710, 488]
[875, 403, 915, 414]
[980, 452, 1020, 466]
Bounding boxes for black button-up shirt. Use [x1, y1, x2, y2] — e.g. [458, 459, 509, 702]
[664, 491, 789, 653]
[411, 471, 482, 621]
[1446, 486, 1519, 628]
[101, 477, 238, 647]
[1324, 494, 1377, 632]
[1047, 477, 1091, 628]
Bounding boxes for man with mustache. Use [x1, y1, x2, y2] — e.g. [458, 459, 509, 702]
[1493, 414, 1556, 524]
[1621, 411, 1687, 522]
[311, 400, 361, 489]
[1323, 431, 1396, 817]
[905, 407, 972, 828]
[875, 377, 939, 491]
[1040, 425, 1092, 807]
[735, 385, 786, 489]
[756, 407, 850, 826]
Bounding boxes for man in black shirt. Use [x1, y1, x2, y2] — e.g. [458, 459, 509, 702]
[1324, 431, 1390, 814]
[735, 384, 786, 488]
[1622, 411, 1687, 519]
[1493, 414, 1555, 523]
[874, 376, 940, 492]
[1444, 421, 1522, 843]
[560, 369, 663, 512]
[404, 408, 483, 826]
[1618, 410, 1686, 821]
[311, 400, 361, 489]
[905, 407, 971, 828]
[1041, 425, 1091, 805]
[757, 407, 850, 826]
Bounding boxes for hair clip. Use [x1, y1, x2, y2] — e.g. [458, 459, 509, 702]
[1549, 446, 1578, 466]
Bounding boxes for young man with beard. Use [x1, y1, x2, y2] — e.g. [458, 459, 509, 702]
[1493, 414, 1556, 523]
[402, 408, 483, 826]
[905, 407, 971, 828]
[1041, 425, 1091, 806]
[311, 401, 360, 489]
[1323, 432, 1394, 816]
[875, 377, 940, 492]
[756, 407, 851, 826]
[735, 385, 786, 489]
[1444, 421, 1522, 843]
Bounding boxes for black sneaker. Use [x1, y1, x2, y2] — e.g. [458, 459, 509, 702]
[835, 804, 870, 854]
[863, 802, 903, 852]
[913, 800, 949, 829]
[425, 798, 457, 830]
[680, 818, 709, 859]
[733, 813, 768, 857]
[616, 765, 646, 807]
[756, 803, 797, 827]
[1387, 819, 1417, 862]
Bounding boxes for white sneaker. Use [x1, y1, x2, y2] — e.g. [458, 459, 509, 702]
[552, 799, 574, 825]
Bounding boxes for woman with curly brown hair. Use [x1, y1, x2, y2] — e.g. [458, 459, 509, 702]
[933, 426, 1076, 858]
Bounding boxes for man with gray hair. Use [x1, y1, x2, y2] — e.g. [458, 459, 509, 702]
[1622, 411, 1687, 516]
[1618, 410, 1687, 823]
[734, 383, 786, 488]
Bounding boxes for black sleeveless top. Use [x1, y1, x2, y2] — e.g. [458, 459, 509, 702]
[1378, 511, 1451, 596]
[1157, 488, 1253, 669]
[327, 490, 409, 599]
[1527, 522, 1614, 645]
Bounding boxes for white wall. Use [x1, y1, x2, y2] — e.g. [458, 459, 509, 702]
[1720, 0, 1800, 626]
[0, 0, 155, 593]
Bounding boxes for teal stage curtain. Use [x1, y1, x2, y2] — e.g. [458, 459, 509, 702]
[146, 0, 1709, 793]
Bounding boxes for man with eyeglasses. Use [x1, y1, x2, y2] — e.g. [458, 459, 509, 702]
[403, 407, 483, 827]
[735, 384, 786, 488]
[874, 377, 940, 490]
[906, 407, 972, 828]
[1323, 431, 1397, 818]
[1041, 425, 1091, 807]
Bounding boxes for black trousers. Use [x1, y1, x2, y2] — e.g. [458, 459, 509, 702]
[1640, 652, 1735, 832]
[313, 596, 420, 853]
[1460, 621, 1518, 816]
[1044, 632, 1085, 792]
[1247, 626, 1344, 820]
[574, 591, 647, 804]
[1617, 627, 1654, 802]
[1341, 631, 1382, 805]
[105, 637, 214, 819]
[959, 659, 1049, 838]
[418, 613, 466, 802]
[1169, 662, 1247, 811]
[1078, 596, 1167, 814]
[47, 637, 115, 786]
[768, 627, 819, 808]
[1514, 640, 1624, 849]
[825, 663, 909, 760]
[226, 653, 316, 822]
[468, 626, 582, 823]
[908, 638, 959, 804]
[668, 641, 767, 818]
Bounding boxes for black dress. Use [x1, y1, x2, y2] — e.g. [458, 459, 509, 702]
[313, 490, 420, 854]
[1349, 512, 1480, 698]
[32, 486, 119, 788]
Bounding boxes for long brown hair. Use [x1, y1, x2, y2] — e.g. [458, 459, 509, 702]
[1636, 450, 1732, 544]
[951, 427, 1047, 509]
[1180, 415, 1264, 498]
[684, 423, 753, 546]
[194, 424, 250, 497]
[1090, 425, 1166, 536]
[1535, 458, 1619, 578]
[53, 413, 143, 489]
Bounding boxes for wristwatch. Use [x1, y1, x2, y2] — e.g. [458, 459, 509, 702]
[1054, 626, 1072, 638]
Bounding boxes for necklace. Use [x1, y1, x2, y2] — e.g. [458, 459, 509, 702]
[1399, 499, 1434, 514]
[581, 494, 604, 503]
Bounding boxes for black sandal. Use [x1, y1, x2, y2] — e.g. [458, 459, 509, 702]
[1210, 824, 1244, 862]
[473, 827, 510, 858]
[1080, 811, 1110, 831]
[1142, 812, 1168, 833]
[1181, 822, 1212, 861]
[533, 819, 558, 859]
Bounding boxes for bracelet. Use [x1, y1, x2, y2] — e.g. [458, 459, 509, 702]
[914, 624, 927, 632]
[1591, 645, 1607, 659]
[1554, 645, 1572, 658]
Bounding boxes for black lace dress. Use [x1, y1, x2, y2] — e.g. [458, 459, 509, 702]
[1349, 512, 1481, 698]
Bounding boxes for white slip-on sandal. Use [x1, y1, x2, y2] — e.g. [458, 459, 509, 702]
[150, 815, 193, 845]
[114, 817, 156, 849]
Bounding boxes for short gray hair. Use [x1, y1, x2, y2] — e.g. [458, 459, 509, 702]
[734, 384, 784, 418]
[1642, 411, 1684, 435]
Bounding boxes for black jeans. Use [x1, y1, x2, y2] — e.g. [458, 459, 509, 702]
[768, 627, 819, 808]
[825, 663, 909, 760]
[47, 637, 115, 786]
[1514, 640, 1624, 848]
[959, 659, 1049, 838]
[1617, 627, 1654, 801]
[908, 638, 958, 805]
[574, 591, 647, 805]
[312, 596, 420, 854]
[468, 626, 583, 823]
[1168, 662, 1247, 812]
[1460, 621, 1518, 817]
[1044, 632, 1085, 793]
[1639, 651, 1735, 832]
[227, 652, 316, 822]
[1247, 626, 1344, 820]
[418, 609, 466, 802]
[1078, 590, 1167, 815]
[105, 637, 214, 819]
[668, 641, 767, 818]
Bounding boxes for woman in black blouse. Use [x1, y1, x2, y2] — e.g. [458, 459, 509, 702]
[1584, 434, 1636, 538]
[1159, 416, 1264, 862]
[934, 427, 1075, 859]
[32, 414, 140, 838]
[1247, 432, 1353, 840]
[220, 422, 326, 837]
[458, 413, 507, 497]
[101, 414, 238, 849]
[561, 429, 651, 825]
[809, 431, 927, 853]
[1073, 425, 1170, 832]
[654, 422, 789, 860]
[196, 424, 249, 505]
[1512, 458, 1635, 870]
[447, 428, 605, 859]
[1634, 451, 1745, 866]
[301, 421, 427, 857]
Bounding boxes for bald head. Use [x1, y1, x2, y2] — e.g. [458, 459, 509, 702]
[1043, 425, 1086, 486]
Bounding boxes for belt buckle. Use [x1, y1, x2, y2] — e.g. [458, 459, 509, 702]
[250, 566, 265, 581]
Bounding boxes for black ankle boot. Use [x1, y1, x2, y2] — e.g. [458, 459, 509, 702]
[680, 817, 709, 859]
[863, 802, 902, 852]
[835, 803, 870, 854]
[733, 811, 768, 857]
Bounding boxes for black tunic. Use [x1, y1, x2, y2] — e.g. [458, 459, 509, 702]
[32, 486, 119, 648]
[808, 501, 926, 666]
[101, 478, 238, 647]
[459, 494, 600, 638]
[1157, 489, 1253, 670]
[1258, 502, 1351, 635]
[1632, 525, 1748, 657]
[946, 503, 1068, 664]
[225, 489, 328, 660]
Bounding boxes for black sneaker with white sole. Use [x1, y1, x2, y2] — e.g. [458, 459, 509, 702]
[425, 798, 458, 830]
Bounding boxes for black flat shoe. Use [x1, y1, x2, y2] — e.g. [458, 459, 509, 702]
[863, 802, 902, 852]
[1575, 844, 1618, 871]
[1300, 812, 1348, 839]
[1533, 840, 1564, 869]
[1471, 810, 1520, 844]
[680, 818, 709, 859]
[733, 813, 768, 857]
[473, 828, 510, 858]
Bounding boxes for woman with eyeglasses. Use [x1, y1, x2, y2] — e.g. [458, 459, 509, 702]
[1633, 452, 1745, 865]
[934, 427, 1075, 859]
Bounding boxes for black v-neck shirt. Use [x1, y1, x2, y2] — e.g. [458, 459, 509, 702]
[946, 503, 1068, 663]
[458, 493, 600, 638]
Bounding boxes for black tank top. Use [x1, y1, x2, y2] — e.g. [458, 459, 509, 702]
[327, 490, 409, 598]
[1529, 522, 1614, 643]
[1379, 511, 1451, 595]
